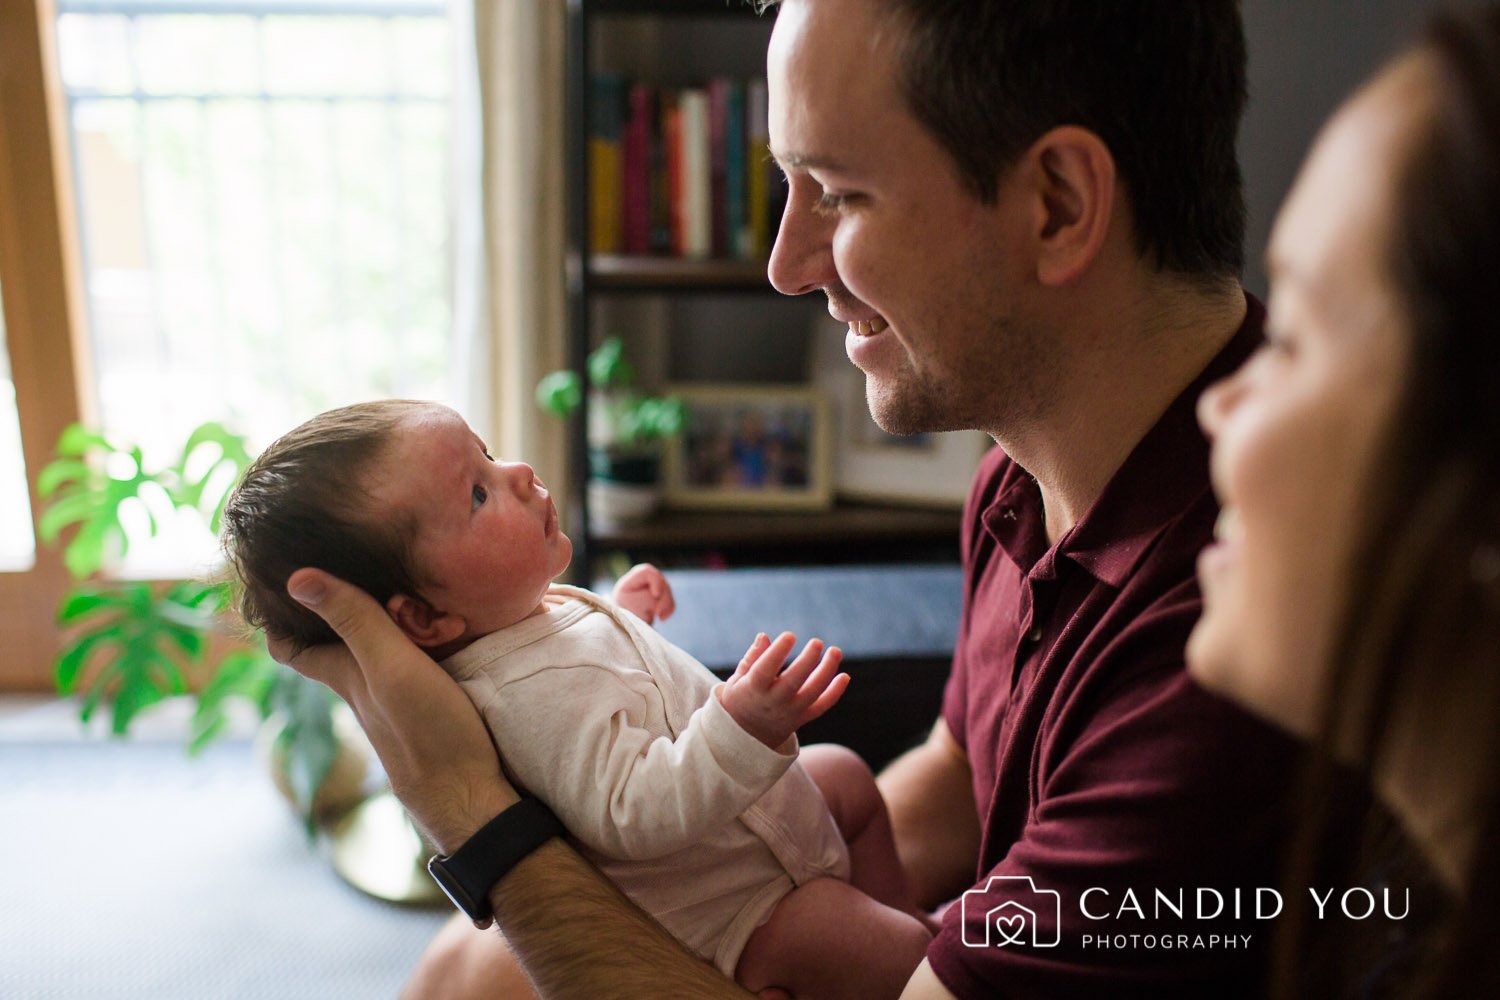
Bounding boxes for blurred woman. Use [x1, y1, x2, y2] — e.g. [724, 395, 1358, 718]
[1187, 5, 1500, 996]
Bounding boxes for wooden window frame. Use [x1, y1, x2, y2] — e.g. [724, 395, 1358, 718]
[0, 0, 97, 689]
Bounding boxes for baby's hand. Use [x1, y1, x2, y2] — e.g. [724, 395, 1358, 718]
[612, 563, 676, 625]
[719, 632, 849, 751]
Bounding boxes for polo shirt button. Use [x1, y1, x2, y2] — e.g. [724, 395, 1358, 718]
[1027, 626, 1043, 643]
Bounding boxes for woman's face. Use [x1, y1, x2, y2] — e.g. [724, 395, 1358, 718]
[1186, 58, 1428, 737]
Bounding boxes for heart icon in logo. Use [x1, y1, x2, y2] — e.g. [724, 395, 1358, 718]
[993, 914, 1027, 946]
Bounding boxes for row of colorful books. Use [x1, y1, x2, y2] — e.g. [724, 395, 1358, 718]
[588, 75, 786, 261]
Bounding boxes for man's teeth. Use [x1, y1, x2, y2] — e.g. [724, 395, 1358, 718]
[851, 318, 889, 336]
[1214, 507, 1243, 544]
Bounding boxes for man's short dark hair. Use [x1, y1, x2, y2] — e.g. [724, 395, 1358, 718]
[766, 0, 1248, 280]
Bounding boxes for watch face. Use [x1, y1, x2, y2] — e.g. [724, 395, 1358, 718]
[427, 857, 480, 918]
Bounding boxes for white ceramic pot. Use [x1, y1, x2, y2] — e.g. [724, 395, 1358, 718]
[588, 478, 660, 530]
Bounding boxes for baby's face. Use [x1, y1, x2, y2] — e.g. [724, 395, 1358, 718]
[367, 404, 572, 635]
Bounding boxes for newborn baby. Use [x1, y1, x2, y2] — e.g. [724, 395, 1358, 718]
[222, 399, 930, 999]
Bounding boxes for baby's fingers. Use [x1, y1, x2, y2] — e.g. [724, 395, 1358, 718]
[744, 631, 797, 687]
[800, 670, 851, 725]
[793, 645, 845, 707]
[733, 632, 772, 679]
[778, 637, 828, 690]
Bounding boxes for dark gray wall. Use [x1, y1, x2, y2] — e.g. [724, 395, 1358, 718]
[1239, 0, 1438, 296]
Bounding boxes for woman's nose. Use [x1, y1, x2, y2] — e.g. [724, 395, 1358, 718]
[1197, 372, 1245, 441]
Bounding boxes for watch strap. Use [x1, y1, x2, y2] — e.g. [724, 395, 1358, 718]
[427, 798, 565, 921]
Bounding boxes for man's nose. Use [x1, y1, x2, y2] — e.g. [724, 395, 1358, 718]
[767, 192, 838, 297]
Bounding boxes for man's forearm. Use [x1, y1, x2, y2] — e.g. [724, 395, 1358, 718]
[491, 839, 753, 999]
[878, 721, 982, 910]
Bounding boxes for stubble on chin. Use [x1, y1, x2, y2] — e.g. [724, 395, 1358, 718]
[863, 370, 970, 437]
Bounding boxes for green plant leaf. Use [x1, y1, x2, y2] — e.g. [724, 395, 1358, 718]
[144, 652, 187, 696]
[54, 628, 120, 693]
[535, 370, 582, 418]
[110, 668, 168, 735]
[55, 580, 201, 736]
[189, 647, 280, 754]
[38, 491, 104, 545]
[55, 424, 113, 458]
[37, 458, 95, 499]
[160, 622, 205, 659]
[57, 587, 129, 624]
[61, 520, 119, 579]
[168, 578, 232, 612]
[173, 422, 256, 530]
[588, 336, 636, 390]
[39, 424, 175, 577]
[78, 677, 106, 724]
[270, 670, 339, 834]
[155, 597, 218, 633]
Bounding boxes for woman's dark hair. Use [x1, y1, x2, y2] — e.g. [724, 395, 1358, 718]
[760, 0, 1248, 282]
[221, 400, 429, 655]
[1276, 6, 1500, 996]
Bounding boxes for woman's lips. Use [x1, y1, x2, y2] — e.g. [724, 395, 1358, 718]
[1197, 507, 1240, 582]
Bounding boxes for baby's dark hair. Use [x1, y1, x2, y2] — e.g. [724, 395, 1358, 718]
[221, 400, 430, 654]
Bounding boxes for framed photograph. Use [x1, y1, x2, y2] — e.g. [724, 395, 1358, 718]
[663, 384, 834, 510]
[808, 315, 993, 508]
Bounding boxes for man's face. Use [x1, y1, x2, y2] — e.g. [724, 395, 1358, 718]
[766, 0, 1042, 437]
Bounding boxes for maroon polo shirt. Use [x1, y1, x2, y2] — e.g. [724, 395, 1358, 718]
[928, 296, 1302, 998]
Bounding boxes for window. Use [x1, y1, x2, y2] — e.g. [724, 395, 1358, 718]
[0, 287, 37, 573]
[0, 0, 459, 685]
[55, 0, 455, 570]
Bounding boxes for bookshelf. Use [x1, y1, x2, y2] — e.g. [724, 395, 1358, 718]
[589, 254, 774, 291]
[564, 0, 965, 575]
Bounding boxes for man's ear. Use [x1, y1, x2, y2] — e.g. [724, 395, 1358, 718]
[385, 593, 467, 649]
[1022, 125, 1117, 288]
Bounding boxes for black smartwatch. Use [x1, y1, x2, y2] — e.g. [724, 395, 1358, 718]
[427, 798, 566, 922]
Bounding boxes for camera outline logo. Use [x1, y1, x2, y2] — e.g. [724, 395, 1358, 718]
[961, 875, 1062, 948]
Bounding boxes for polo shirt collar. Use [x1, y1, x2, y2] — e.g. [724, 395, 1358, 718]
[1064, 293, 1265, 587]
[981, 293, 1265, 588]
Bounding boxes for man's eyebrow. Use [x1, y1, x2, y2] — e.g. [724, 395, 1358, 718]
[768, 148, 848, 173]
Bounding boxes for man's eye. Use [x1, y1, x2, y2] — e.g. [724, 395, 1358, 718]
[813, 192, 851, 216]
[471, 484, 488, 510]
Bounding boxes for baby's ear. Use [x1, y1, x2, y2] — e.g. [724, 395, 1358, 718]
[385, 593, 467, 649]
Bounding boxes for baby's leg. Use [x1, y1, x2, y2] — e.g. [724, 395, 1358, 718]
[735, 877, 931, 1000]
[799, 743, 913, 912]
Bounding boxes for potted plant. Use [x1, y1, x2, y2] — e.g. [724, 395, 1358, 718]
[37, 422, 365, 835]
[536, 336, 685, 527]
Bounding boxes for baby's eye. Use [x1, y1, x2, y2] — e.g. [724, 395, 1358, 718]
[471, 484, 488, 510]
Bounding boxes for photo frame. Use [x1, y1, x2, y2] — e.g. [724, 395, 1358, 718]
[808, 315, 993, 508]
[663, 383, 834, 510]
